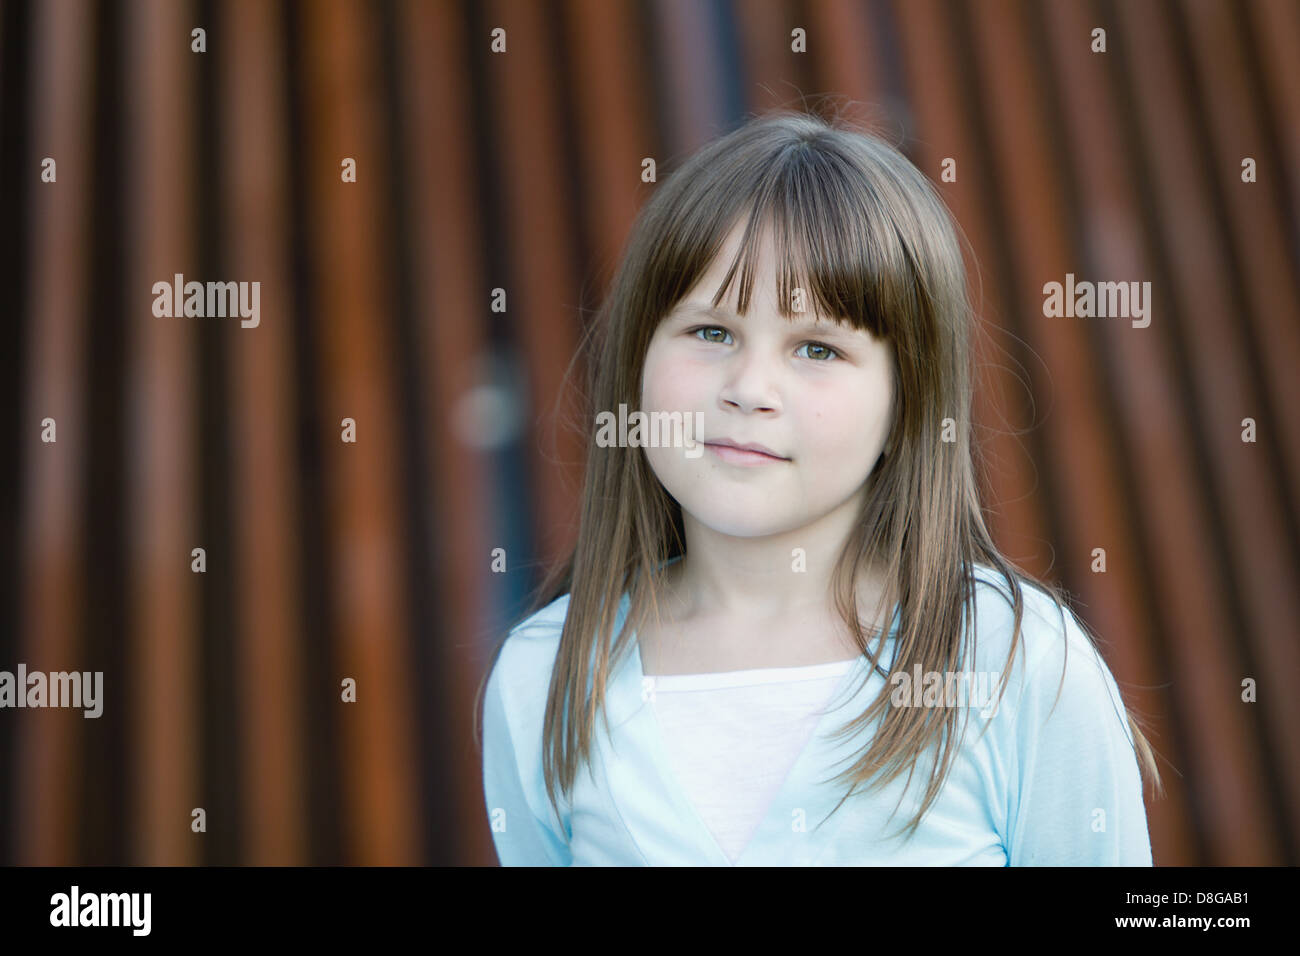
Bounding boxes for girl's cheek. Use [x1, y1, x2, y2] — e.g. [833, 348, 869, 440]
[650, 357, 705, 406]
[640, 355, 671, 408]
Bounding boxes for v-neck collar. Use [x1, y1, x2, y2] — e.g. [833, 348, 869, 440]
[599, 571, 897, 866]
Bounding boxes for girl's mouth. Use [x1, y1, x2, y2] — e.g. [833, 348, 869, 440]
[704, 442, 790, 466]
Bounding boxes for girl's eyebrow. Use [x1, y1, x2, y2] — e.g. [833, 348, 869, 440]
[670, 303, 730, 320]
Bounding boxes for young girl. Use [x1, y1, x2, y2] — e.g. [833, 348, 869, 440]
[477, 110, 1161, 866]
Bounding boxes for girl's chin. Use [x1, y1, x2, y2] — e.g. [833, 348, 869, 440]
[679, 514, 808, 539]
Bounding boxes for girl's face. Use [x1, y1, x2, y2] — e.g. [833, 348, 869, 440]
[640, 223, 896, 540]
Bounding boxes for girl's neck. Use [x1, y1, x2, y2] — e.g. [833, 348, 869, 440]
[640, 558, 891, 675]
[654, 552, 893, 636]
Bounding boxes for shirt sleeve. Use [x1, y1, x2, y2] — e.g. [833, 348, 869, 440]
[481, 656, 573, 866]
[1005, 610, 1153, 866]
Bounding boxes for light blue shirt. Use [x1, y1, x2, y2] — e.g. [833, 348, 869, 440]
[482, 564, 1154, 865]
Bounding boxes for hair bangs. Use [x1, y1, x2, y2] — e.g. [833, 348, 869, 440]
[702, 143, 913, 344]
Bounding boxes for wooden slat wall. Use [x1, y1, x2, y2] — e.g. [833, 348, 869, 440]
[17, 0, 90, 866]
[1033, 0, 1207, 864]
[394, 0, 496, 868]
[1, 0, 1296, 867]
[224, 0, 307, 865]
[126, 0, 200, 865]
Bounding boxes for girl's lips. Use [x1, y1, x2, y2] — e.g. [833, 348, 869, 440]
[705, 442, 789, 466]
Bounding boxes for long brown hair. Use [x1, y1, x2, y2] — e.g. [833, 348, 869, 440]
[475, 109, 1162, 841]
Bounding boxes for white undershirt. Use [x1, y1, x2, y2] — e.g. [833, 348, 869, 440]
[647, 659, 857, 863]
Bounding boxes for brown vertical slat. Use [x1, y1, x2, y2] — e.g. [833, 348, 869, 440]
[302, 0, 419, 864]
[222, 0, 307, 865]
[126, 0, 199, 865]
[1111, 0, 1284, 863]
[731, 0, 803, 115]
[1039, 0, 1205, 865]
[1250, 0, 1300, 258]
[396, 0, 497, 865]
[804, 0, 883, 120]
[891, 0, 1050, 568]
[1182, 0, 1300, 845]
[485, 0, 586, 563]
[652, 0, 728, 149]
[564, 0, 656, 298]
[17, 0, 92, 866]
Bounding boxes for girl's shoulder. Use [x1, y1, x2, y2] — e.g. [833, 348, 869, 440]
[482, 593, 576, 759]
[965, 562, 1092, 660]
[963, 563, 1132, 739]
[507, 592, 574, 642]
[490, 592, 573, 690]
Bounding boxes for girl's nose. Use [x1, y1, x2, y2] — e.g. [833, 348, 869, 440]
[718, 351, 781, 414]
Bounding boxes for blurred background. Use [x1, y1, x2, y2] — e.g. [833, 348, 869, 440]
[1, 0, 1297, 866]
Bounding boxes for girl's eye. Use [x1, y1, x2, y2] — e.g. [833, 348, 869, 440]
[796, 341, 841, 362]
[692, 325, 733, 345]
[689, 326, 841, 362]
